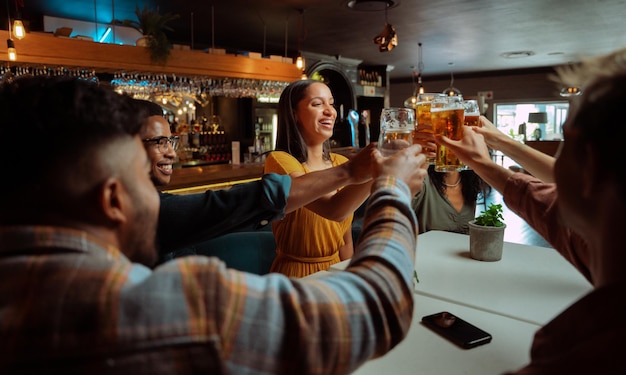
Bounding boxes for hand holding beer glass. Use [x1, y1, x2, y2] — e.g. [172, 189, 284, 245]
[431, 96, 465, 171]
[378, 107, 415, 156]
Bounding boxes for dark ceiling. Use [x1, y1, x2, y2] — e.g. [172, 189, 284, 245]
[14, 0, 626, 80]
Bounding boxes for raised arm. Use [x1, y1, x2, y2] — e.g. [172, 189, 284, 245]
[435, 128, 513, 194]
[269, 144, 377, 222]
[185, 145, 428, 374]
[474, 116, 556, 182]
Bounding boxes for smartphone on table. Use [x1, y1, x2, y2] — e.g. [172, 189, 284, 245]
[421, 311, 492, 349]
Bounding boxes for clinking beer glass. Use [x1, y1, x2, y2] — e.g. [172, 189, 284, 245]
[378, 107, 415, 156]
[411, 93, 445, 164]
[463, 99, 481, 127]
[431, 96, 465, 171]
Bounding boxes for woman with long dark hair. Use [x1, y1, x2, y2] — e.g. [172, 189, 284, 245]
[412, 166, 491, 234]
[264, 80, 373, 277]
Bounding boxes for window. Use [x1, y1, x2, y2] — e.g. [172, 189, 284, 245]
[494, 101, 569, 141]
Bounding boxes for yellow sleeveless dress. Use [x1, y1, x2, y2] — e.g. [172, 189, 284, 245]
[264, 151, 353, 277]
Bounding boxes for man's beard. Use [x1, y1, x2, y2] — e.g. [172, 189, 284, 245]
[124, 185, 159, 267]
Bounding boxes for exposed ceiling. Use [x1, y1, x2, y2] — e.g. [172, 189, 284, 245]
[16, 0, 626, 80]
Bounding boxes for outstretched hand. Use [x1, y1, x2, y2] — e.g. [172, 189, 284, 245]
[345, 143, 378, 184]
[434, 127, 492, 170]
[472, 116, 510, 150]
[412, 123, 437, 161]
[372, 144, 428, 196]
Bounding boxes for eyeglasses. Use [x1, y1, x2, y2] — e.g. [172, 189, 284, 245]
[142, 136, 180, 153]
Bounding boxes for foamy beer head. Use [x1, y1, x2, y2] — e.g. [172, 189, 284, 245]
[431, 96, 465, 172]
[414, 93, 446, 132]
[378, 107, 415, 156]
[463, 99, 481, 127]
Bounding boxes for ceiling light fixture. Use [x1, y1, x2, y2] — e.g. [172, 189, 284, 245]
[373, 23, 397, 52]
[443, 62, 461, 96]
[403, 43, 426, 107]
[500, 51, 535, 59]
[560, 86, 582, 97]
[11, 0, 25, 40]
[372, 2, 397, 52]
[6, 39, 16, 61]
[12, 19, 25, 40]
[295, 9, 307, 75]
[346, 0, 399, 12]
[5, 0, 17, 61]
[403, 68, 418, 108]
[416, 42, 425, 94]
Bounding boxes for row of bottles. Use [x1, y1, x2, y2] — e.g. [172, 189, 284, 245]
[177, 116, 231, 164]
[358, 69, 383, 87]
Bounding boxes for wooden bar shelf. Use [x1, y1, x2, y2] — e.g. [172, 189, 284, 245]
[0, 30, 302, 82]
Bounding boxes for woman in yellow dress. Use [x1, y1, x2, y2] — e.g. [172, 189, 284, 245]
[264, 80, 373, 277]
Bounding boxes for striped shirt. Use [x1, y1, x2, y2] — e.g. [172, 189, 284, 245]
[0, 176, 417, 374]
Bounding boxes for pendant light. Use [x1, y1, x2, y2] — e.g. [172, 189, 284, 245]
[12, 0, 25, 40]
[403, 43, 426, 108]
[295, 9, 307, 73]
[12, 19, 24, 39]
[558, 63, 582, 97]
[5, 0, 17, 61]
[6, 39, 16, 61]
[403, 69, 418, 108]
[442, 62, 461, 96]
[372, 1, 397, 52]
[417, 42, 425, 94]
[560, 86, 582, 97]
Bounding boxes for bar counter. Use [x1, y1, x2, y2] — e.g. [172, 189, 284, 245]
[161, 147, 358, 194]
[160, 162, 264, 194]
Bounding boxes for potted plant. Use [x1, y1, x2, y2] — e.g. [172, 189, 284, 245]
[468, 203, 506, 261]
[118, 4, 179, 65]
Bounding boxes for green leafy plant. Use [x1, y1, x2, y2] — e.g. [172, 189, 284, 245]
[474, 203, 505, 227]
[117, 3, 179, 65]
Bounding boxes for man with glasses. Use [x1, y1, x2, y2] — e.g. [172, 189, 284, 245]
[140, 109, 180, 186]
[138, 100, 290, 263]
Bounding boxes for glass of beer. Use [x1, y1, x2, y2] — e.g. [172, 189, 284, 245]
[463, 99, 481, 127]
[410, 93, 445, 164]
[378, 107, 415, 156]
[431, 96, 465, 172]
